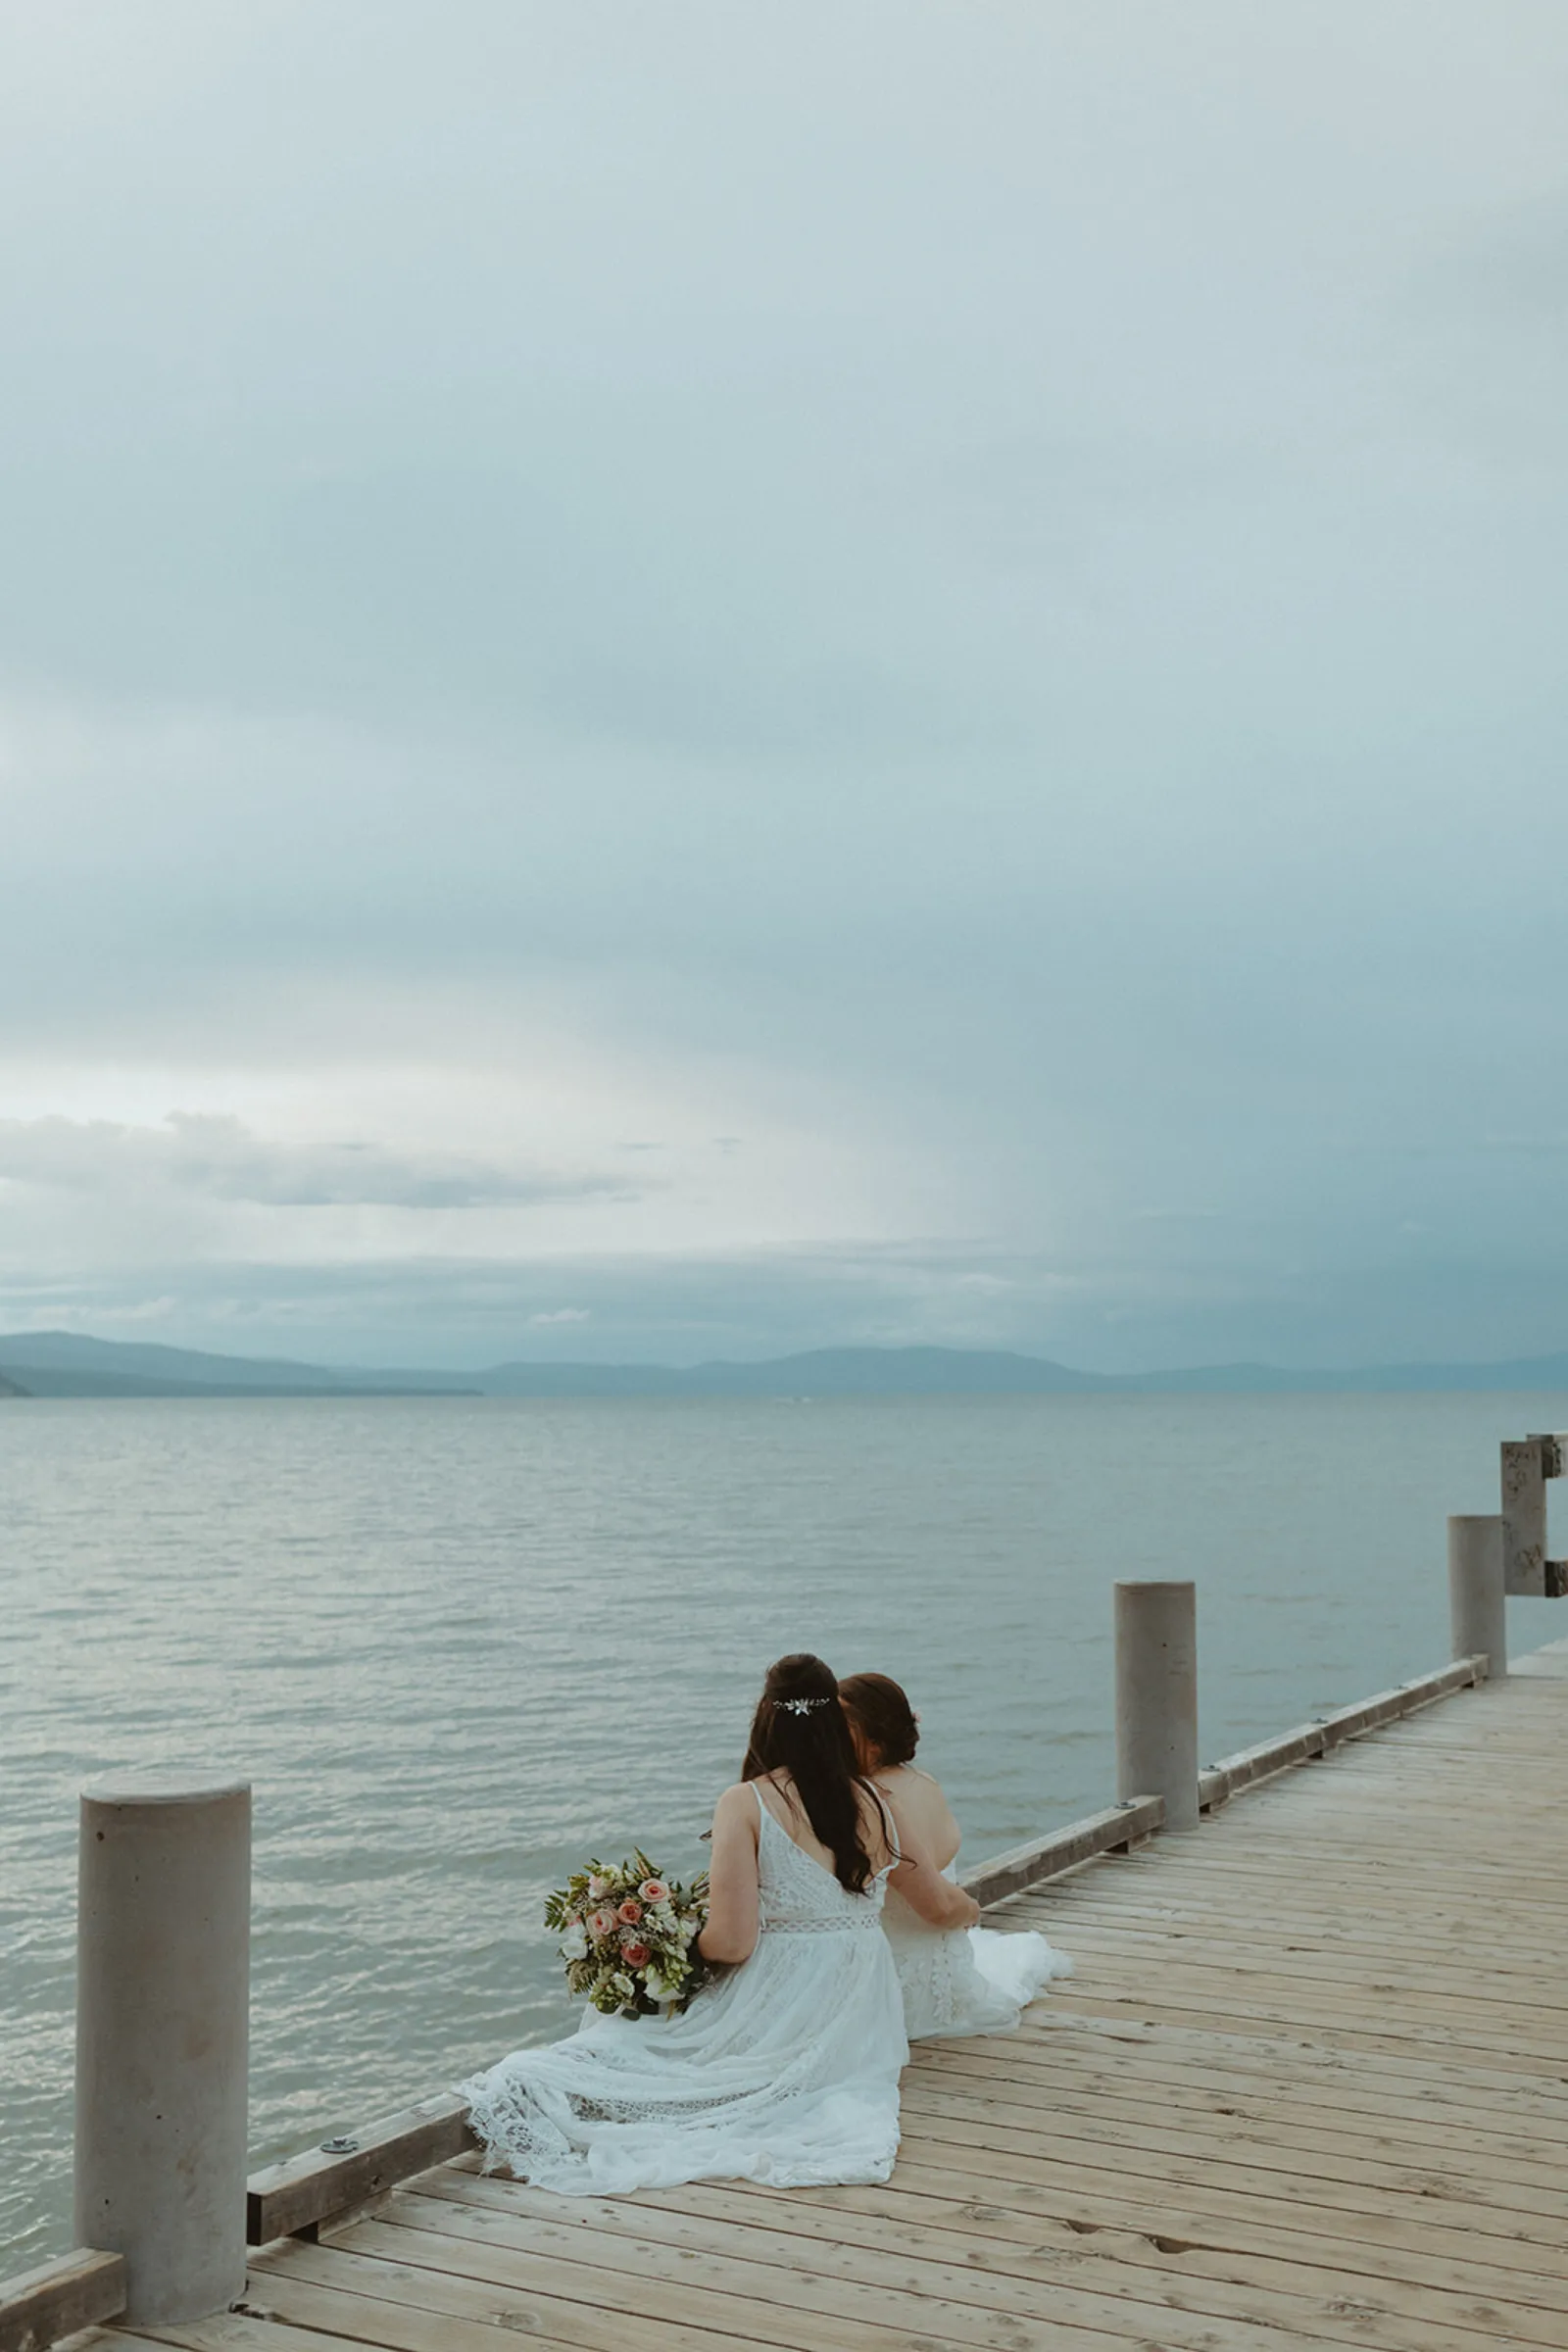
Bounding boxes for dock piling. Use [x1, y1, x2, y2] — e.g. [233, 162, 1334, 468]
[1113, 1578, 1200, 1831]
[1448, 1512, 1507, 1679]
[74, 1769, 250, 2326]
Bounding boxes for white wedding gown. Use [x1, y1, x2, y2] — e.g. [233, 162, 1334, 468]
[460, 1787, 908, 2194]
[881, 1857, 1073, 2038]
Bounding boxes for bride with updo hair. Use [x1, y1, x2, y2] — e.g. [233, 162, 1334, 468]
[839, 1670, 1073, 2039]
[463, 1653, 976, 2192]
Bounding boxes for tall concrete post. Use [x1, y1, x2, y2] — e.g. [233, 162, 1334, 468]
[1115, 1580, 1200, 1832]
[1448, 1514, 1507, 1681]
[74, 1771, 251, 2326]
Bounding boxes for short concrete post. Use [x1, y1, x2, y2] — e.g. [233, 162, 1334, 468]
[1115, 1580, 1200, 1832]
[1448, 1514, 1507, 1680]
[74, 1771, 251, 2326]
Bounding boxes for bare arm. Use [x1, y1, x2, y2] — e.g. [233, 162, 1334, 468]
[888, 1817, 981, 1930]
[695, 1783, 760, 1965]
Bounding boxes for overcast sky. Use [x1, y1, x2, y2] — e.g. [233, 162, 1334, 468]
[2, 2, 1566, 1370]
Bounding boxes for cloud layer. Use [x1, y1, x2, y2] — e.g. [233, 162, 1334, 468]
[0, 1113, 635, 1210]
[2, 4, 1566, 1367]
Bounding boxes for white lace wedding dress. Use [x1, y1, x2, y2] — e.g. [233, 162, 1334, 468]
[882, 1856, 1073, 2038]
[460, 1787, 908, 2194]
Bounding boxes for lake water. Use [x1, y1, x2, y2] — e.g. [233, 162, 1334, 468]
[4, 1389, 1565, 2268]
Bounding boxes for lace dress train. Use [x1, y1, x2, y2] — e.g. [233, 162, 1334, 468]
[881, 1859, 1072, 2039]
[460, 1789, 908, 2194]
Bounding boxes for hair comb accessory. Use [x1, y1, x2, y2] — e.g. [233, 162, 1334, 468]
[778, 1695, 831, 1716]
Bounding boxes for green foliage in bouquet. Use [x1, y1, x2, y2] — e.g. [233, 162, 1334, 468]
[545, 1848, 711, 2018]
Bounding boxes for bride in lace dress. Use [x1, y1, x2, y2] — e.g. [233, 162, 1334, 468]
[840, 1672, 1073, 2039]
[461, 1653, 980, 2194]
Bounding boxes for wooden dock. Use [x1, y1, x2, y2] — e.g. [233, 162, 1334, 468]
[62, 1642, 1567, 2352]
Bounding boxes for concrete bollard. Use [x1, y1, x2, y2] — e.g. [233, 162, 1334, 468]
[1115, 1580, 1200, 1832]
[74, 1770, 251, 2326]
[1448, 1514, 1507, 1681]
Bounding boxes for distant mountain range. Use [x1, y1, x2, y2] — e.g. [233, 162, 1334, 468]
[6, 1329, 1568, 1399]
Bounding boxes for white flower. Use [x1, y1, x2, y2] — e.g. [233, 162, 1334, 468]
[560, 1923, 589, 1961]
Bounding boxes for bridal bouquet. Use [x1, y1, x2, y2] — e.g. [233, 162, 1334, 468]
[546, 1851, 710, 2017]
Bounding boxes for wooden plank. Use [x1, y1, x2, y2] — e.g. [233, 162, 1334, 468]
[1027, 1916, 1567, 1978]
[1006, 1983, 1568, 2069]
[117, 2312, 393, 2352]
[231, 2258, 755, 2352]
[919, 2016, 1568, 2113]
[1022, 1956, 1568, 2050]
[1032, 1853, 1568, 1914]
[936, 2035, 1568, 2148]
[886, 2136, 1568, 2299]
[1003, 2008, 1568, 2117]
[1026, 1924, 1567, 2016]
[916, 2044, 1560, 2176]
[961, 1795, 1163, 1905]
[56, 2335, 189, 2352]
[1049, 1928, 1568, 2004]
[899, 2076, 1568, 2231]
[247, 2091, 476, 2244]
[0, 2251, 125, 2352]
[252, 2231, 802, 2352]
[1035, 1845, 1568, 1908]
[1044, 1870, 1568, 1935]
[1094, 1811, 1568, 1859]
[360, 2185, 1356, 2352]
[259, 2218, 1152, 2352]
[749, 2171, 1568, 2342]
[1024, 1899, 1568, 1979]
[411, 2164, 1514, 2352]
[640, 2173, 1564, 2352]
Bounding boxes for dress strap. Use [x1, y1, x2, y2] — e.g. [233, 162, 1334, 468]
[866, 1782, 901, 1865]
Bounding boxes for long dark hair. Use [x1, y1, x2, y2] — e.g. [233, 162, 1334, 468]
[839, 1671, 919, 1767]
[742, 1652, 877, 1893]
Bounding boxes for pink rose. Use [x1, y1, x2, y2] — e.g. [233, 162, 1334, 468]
[616, 1898, 643, 1926]
[587, 1875, 612, 1898]
[587, 1908, 615, 1939]
[638, 1880, 668, 1904]
[620, 1941, 651, 1968]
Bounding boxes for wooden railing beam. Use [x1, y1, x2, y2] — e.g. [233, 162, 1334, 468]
[960, 1795, 1165, 1908]
[0, 2249, 125, 2352]
[1199, 1653, 1487, 1810]
[247, 2091, 477, 2246]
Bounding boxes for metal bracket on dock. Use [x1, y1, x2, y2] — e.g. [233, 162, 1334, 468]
[1500, 1435, 1568, 1597]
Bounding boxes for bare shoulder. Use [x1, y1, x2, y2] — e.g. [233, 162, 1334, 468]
[878, 1763, 959, 1855]
[878, 1763, 944, 1809]
[713, 1780, 759, 1819]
